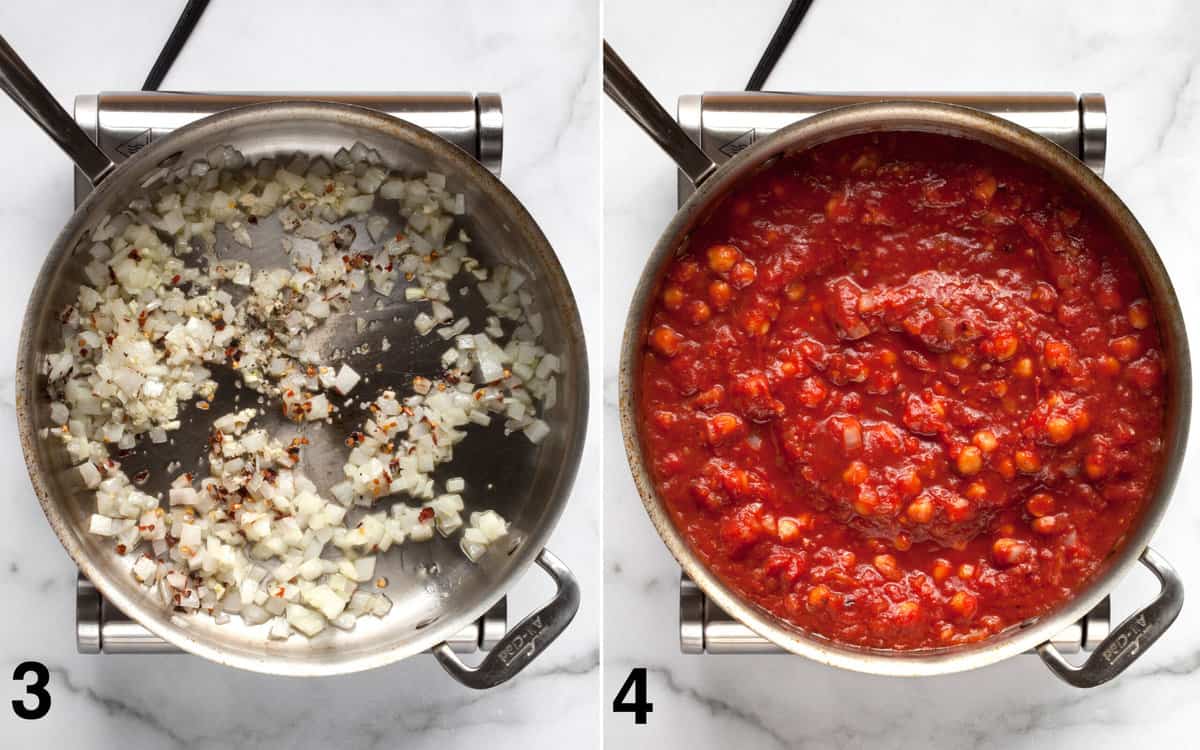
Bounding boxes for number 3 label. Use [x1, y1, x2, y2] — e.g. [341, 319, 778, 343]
[12, 662, 51, 720]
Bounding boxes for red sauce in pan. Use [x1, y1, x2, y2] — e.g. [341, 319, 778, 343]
[638, 133, 1166, 650]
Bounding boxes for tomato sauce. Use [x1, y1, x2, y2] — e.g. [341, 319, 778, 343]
[638, 133, 1166, 650]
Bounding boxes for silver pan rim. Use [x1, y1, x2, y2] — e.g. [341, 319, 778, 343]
[619, 100, 1189, 676]
[16, 100, 588, 676]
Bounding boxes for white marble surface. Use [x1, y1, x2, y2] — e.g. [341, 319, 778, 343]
[605, 1, 1200, 747]
[0, 1, 599, 748]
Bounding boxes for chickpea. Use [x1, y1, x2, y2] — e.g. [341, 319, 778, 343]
[729, 260, 757, 288]
[1030, 282, 1058, 313]
[1013, 357, 1034, 378]
[950, 353, 971, 370]
[958, 563, 977, 580]
[662, 285, 685, 310]
[1128, 299, 1152, 330]
[906, 496, 934, 524]
[1084, 450, 1108, 480]
[965, 482, 987, 501]
[652, 409, 679, 430]
[986, 332, 1019, 361]
[704, 413, 744, 445]
[974, 174, 998, 203]
[956, 445, 984, 476]
[842, 460, 869, 486]
[932, 559, 953, 582]
[948, 590, 979, 619]
[1043, 340, 1073, 371]
[991, 538, 1029, 567]
[708, 279, 733, 310]
[944, 495, 973, 522]
[853, 485, 880, 516]
[1014, 449, 1041, 473]
[1096, 355, 1121, 377]
[892, 600, 921, 625]
[851, 150, 879, 173]
[693, 385, 724, 409]
[1045, 416, 1076, 445]
[777, 517, 802, 544]
[706, 244, 741, 273]
[686, 299, 712, 326]
[972, 430, 998, 453]
[893, 533, 912, 552]
[874, 554, 901, 581]
[1025, 492, 1056, 517]
[1032, 515, 1061, 535]
[807, 584, 831, 610]
[785, 282, 807, 301]
[1110, 335, 1142, 363]
[648, 325, 684, 357]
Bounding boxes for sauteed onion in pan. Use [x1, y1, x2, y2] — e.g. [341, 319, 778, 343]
[43, 143, 562, 641]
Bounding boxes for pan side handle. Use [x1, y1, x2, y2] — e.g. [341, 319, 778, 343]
[0, 33, 114, 185]
[433, 548, 580, 689]
[1037, 547, 1182, 687]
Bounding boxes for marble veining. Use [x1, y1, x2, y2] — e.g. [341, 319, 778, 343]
[0, 1, 599, 748]
[605, 1, 1200, 748]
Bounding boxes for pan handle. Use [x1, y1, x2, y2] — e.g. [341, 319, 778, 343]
[433, 548, 580, 690]
[0, 33, 115, 185]
[603, 41, 717, 187]
[1037, 547, 1183, 688]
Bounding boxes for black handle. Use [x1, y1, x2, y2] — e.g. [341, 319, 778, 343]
[603, 40, 717, 187]
[0, 33, 114, 185]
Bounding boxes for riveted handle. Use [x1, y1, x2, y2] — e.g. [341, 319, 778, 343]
[1038, 547, 1182, 688]
[603, 40, 717, 187]
[433, 548, 579, 689]
[0, 33, 114, 185]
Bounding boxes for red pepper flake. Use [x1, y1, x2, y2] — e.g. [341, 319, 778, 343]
[418, 507, 435, 523]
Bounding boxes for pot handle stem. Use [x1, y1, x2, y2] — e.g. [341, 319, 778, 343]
[603, 41, 717, 187]
[1038, 546, 1182, 688]
[433, 548, 580, 689]
[0, 33, 115, 185]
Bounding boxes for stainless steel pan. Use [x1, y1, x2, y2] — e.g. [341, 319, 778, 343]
[605, 42, 1187, 687]
[6, 35, 587, 685]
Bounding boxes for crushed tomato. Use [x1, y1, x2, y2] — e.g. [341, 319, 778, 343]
[638, 133, 1167, 650]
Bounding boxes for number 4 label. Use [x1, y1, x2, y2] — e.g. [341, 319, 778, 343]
[612, 667, 653, 724]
